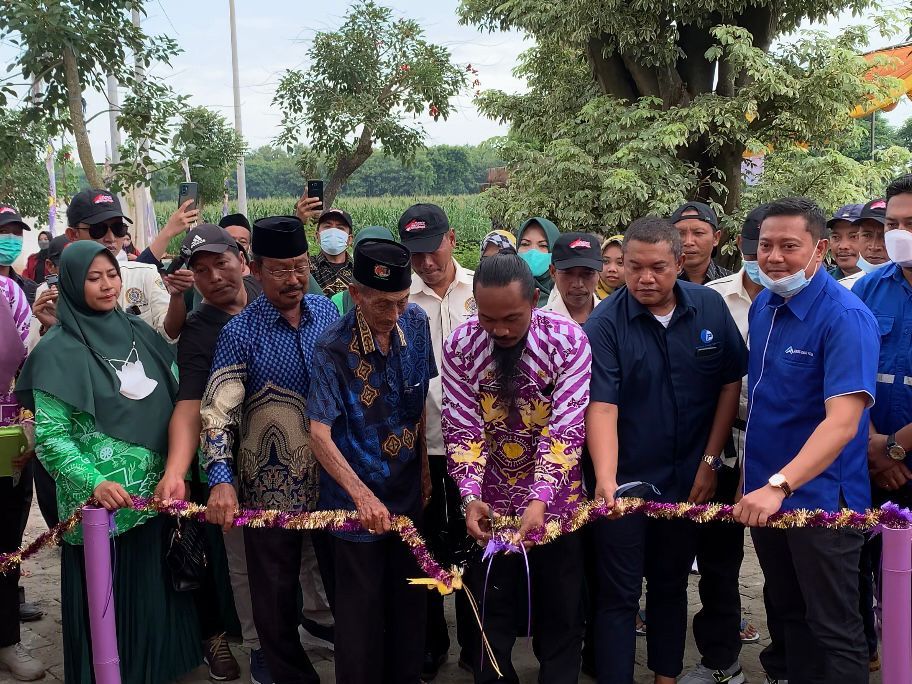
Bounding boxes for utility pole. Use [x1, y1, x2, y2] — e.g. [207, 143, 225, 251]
[870, 111, 876, 160]
[106, 75, 121, 165]
[229, 0, 248, 216]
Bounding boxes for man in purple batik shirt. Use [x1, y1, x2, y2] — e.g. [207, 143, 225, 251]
[442, 252, 591, 683]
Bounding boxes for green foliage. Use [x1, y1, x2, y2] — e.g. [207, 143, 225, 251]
[839, 115, 899, 161]
[0, 107, 49, 223]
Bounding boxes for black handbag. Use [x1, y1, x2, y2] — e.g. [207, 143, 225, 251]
[165, 517, 208, 592]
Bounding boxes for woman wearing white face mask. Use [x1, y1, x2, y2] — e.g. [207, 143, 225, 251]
[311, 207, 355, 296]
[15, 241, 202, 683]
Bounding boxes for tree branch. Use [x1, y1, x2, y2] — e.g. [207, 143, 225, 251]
[677, 20, 719, 97]
[62, 44, 102, 188]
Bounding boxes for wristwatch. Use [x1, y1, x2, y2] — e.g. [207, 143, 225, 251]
[768, 473, 793, 498]
[702, 453, 723, 472]
[887, 433, 907, 461]
[460, 494, 482, 516]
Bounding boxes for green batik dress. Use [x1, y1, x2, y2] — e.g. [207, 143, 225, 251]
[34, 389, 202, 683]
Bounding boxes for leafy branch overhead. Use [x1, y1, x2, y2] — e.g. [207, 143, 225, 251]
[273, 0, 467, 206]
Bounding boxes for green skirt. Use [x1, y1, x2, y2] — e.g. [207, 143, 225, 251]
[61, 515, 202, 683]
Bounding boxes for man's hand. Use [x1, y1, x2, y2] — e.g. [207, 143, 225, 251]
[11, 449, 35, 472]
[353, 487, 391, 534]
[154, 472, 188, 503]
[594, 478, 618, 510]
[732, 485, 785, 527]
[514, 499, 546, 548]
[94, 481, 133, 511]
[32, 287, 58, 330]
[465, 499, 493, 542]
[163, 200, 200, 237]
[163, 268, 195, 297]
[206, 483, 239, 533]
[295, 193, 322, 225]
[688, 461, 718, 504]
[868, 434, 911, 490]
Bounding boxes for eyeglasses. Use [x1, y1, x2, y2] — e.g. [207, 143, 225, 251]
[82, 221, 129, 240]
[263, 264, 309, 280]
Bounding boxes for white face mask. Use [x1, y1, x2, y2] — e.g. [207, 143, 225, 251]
[107, 346, 158, 401]
[885, 229, 912, 268]
[757, 241, 821, 298]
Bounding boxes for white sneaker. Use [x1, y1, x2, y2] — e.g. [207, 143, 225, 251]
[0, 643, 45, 681]
[678, 661, 746, 684]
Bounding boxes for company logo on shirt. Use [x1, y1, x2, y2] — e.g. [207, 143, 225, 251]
[403, 219, 426, 233]
[700, 329, 714, 343]
[785, 346, 814, 357]
[93, 193, 114, 205]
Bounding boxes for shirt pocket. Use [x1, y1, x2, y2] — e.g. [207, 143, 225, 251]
[876, 314, 895, 338]
[694, 344, 723, 375]
[401, 381, 425, 422]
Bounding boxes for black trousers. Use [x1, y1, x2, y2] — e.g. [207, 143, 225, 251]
[752, 527, 868, 684]
[463, 531, 584, 684]
[594, 515, 698, 682]
[693, 464, 744, 669]
[244, 527, 320, 684]
[0, 473, 30, 648]
[333, 534, 427, 684]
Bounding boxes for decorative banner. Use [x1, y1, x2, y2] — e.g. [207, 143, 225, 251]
[45, 141, 57, 235]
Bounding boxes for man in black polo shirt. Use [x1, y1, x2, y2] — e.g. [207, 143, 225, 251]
[583, 216, 746, 684]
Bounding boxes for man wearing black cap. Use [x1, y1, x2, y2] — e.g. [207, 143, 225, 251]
[827, 204, 863, 280]
[841, 198, 889, 290]
[311, 208, 354, 296]
[219, 213, 253, 275]
[543, 232, 603, 325]
[308, 238, 435, 684]
[671, 201, 733, 285]
[0, 204, 37, 306]
[64, 188, 191, 342]
[200, 216, 339, 684]
[26, 236, 71, 354]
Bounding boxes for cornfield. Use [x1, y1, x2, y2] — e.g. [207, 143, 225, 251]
[154, 195, 493, 269]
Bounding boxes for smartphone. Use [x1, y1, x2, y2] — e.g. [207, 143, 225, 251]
[178, 182, 199, 211]
[306, 179, 324, 207]
[46, 273, 59, 288]
[0, 425, 27, 477]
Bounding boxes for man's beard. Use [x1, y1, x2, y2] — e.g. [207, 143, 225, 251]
[492, 335, 527, 409]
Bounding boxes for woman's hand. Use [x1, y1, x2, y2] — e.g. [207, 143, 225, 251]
[93, 481, 133, 511]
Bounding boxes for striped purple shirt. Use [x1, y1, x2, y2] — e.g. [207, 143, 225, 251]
[1, 275, 30, 428]
[442, 309, 591, 520]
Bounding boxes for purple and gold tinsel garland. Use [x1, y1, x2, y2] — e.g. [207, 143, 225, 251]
[2, 497, 911, 592]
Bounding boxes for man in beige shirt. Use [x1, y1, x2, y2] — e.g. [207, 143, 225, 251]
[542, 232, 603, 325]
[398, 202, 476, 680]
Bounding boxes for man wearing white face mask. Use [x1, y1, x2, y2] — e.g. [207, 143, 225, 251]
[311, 208, 354, 296]
[734, 197, 879, 684]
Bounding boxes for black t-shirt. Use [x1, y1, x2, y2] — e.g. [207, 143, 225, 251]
[176, 276, 262, 402]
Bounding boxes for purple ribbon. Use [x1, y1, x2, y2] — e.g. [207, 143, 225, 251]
[480, 536, 532, 670]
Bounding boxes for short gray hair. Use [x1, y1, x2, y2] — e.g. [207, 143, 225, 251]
[623, 216, 683, 260]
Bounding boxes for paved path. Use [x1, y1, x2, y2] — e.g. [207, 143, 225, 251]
[3, 500, 884, 683]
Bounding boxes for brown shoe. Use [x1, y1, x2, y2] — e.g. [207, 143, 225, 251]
[203, 633, 240, 682]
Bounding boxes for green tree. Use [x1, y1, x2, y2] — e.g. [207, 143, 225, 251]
[0, 107, 50, 222]
[341, 150, 436, 196]
[460, 0, 900, 229]
[839, 114, 898, 161]
[0, 0, 185, 189]
[273, 1, 467, 206]
[244, 146, 306, 199]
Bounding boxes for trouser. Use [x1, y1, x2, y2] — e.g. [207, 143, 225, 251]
[594, 515, 698, 682]
[333, 534, 427, 684]
[752, 527, 868, 684]
[30, 459, 58, 529]
[244, 528, 321, 684]
[463, 531, 584, 684]
[0, 473, 30, 648]
[693, 464, 744, 669]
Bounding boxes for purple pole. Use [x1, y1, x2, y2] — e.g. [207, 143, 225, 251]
[881, 525, 912, 684]
[81, 506, 121, 684]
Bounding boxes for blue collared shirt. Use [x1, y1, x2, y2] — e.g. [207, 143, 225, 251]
[851, 263, 912, 436]
[745, 270, 879, 512]
[584, 281, 747, 502]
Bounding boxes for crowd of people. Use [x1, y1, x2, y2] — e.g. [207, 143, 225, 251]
[0, 173, 909, 684]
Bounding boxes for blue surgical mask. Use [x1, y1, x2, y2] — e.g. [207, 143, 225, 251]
[856, 253, 889, 274]
[0, 235, 23, 266]
[757, 243, 820, 298]
[742, 259, 763, 286]
[520, 249, 551, 277]
[319, 227, 349, 256]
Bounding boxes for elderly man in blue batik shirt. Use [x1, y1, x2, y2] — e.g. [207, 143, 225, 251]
[734, 197, 879, 684]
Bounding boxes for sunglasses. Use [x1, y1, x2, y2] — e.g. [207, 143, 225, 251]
[81, 221, 129, 240]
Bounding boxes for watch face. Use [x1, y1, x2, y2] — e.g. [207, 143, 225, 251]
[889, 445, 906, 461]
[769, 474, 785, 487]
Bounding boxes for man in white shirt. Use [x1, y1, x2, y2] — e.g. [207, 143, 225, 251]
[398, 202, 476, 680]
[542, 232, 603, 325]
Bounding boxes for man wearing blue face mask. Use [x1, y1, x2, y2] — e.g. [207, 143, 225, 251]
[312, 207, 355, 296]
[0, 205, 37, 306]
[734, 197, 879, 684]
[840, 198, 889, 290]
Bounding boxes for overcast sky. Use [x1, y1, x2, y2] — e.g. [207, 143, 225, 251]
[1, 1, 909, 162]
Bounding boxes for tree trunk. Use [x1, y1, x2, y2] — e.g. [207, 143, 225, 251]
[62, 44, 103, 188]
[324, 125, 375, 207]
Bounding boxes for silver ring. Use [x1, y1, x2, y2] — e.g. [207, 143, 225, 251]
[368, 528, 376, 534]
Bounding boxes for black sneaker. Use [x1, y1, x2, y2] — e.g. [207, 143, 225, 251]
[18, 602, 42, 623]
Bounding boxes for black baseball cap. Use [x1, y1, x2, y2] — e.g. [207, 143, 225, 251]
[318, 208, 353, 231]
[741, 204, 769, 254]
[854, 198, 886, 226]
[670, 201, 719, 230]
[827, 204, 863, 229]
[397, 203, 450, 253]
[67, 189, 132, 227]
[219, 213, 251, 231]
[46, 235, 71, 265]
[552, 232, 603, 271]
[0, 205, 29, 231]
[181, 224, 239, 265]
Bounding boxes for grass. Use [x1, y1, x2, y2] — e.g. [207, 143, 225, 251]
[154, 194, 493, 270]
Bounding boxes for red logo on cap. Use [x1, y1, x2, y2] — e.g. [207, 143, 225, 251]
[404, 219, 426, 233]
[569, 239, 591, 249]
[0, 207, 14, 214]
[374, 264, 390, 279]
[871, 200, 886, 210]
[93, 193, 114, 204]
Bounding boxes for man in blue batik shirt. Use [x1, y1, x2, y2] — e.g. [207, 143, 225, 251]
[308, 237, 436, 684]
[734, 198, 879, 684]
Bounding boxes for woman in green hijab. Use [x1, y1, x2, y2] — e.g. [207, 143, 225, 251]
[16, 242, 201, 683]
[516, 217, 560, 307]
